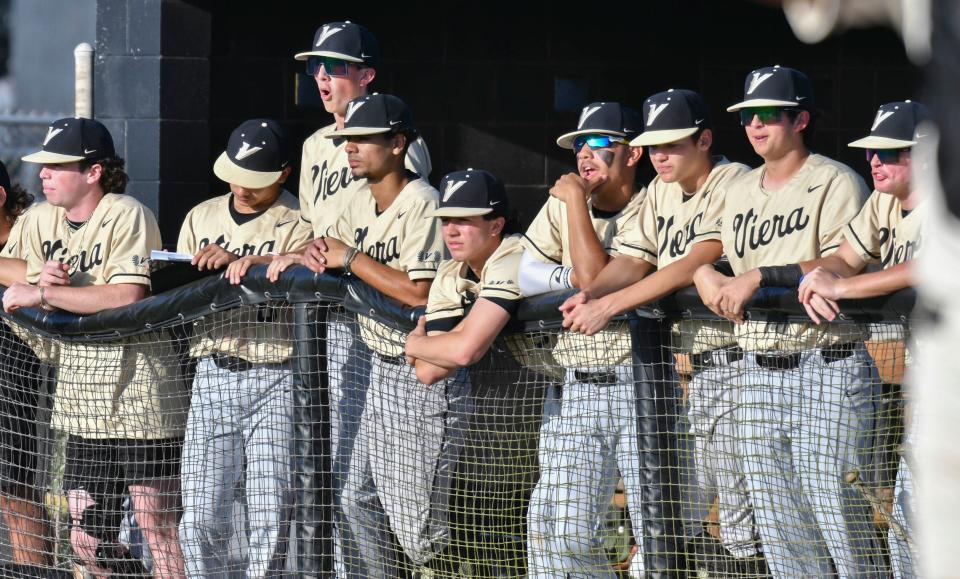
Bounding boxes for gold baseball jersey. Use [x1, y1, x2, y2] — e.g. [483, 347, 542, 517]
[299, 122, 432, 238]
[14, 194, 187, 440]
[718, 154, 870, 351]
[425, 235, 524, 331]
[177, 190, 313, 364]
[844, 191, 923, 269]
[522, 190, 645, 368]
[328, 177, 445, 356]
[617, 158, 751, 355]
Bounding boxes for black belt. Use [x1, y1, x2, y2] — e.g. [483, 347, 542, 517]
[690, 346, 744, 372]
[376, 353, 406, 366]
[754, 341, 857, 371]
[573, 370, 618, 385]
[210, 354, 253, 373]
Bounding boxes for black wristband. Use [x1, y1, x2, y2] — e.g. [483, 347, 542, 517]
[758, 264, 803, 288]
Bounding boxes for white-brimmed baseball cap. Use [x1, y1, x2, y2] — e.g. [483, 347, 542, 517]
[294, 21, 380, 67]
[432, 169, 509, 218]
[213, 119, 290, 189]
[631, 89, 712, 147]
[726, 65, 815, 112]
[848, 101, 930, 149]
[22, 117, 116, 164]
[556, 102, 643, 149]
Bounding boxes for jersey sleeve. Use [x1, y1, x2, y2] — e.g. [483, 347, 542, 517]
[819, 171, 869, 256]
[614, 193, 659, 265]
[285, 219, 314, 253]
[522, 198, 564, 264]
[104, 205, 161, 285]
[1, 211, 28, 259]
[424, 265, 464, 333]
[176, 206, 199, 255]
[843, 191, 883, 263]
[478, 246, 523, 315]
[400, 198, 444, 280]
[298, 135, 318, 231]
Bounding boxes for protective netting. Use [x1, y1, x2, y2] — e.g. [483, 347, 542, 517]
[0, 269, 916, 578]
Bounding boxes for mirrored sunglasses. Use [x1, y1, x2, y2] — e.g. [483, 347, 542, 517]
[739, 106, 792, 126]
[306, 56, 352, 77]
[573, 134, 629, 152]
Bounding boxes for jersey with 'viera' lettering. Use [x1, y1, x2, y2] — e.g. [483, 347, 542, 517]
[845, 191, 923, 269]
[329, 177, 445, 356]
[298, 122, 432, 238]
[719, 153, 870, 351]
[177, 190, 313, 364]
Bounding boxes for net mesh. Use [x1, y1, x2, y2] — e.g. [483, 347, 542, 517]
[0, 274, 915, 578]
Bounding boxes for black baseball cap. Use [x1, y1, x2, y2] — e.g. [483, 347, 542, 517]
[848, 100, 930, 149]
[294, 21, 380, 68]
[726, 65, 814, 112]
[325, 93, 417, 138]
[22, 117, 115, 164]
[432, 169, 508, 219]
[556, 102, 643, 149]
[631, 89, 712, 147]
[213, 119, 290, 189]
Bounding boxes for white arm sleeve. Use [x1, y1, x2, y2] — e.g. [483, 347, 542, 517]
[518, 250, 573, 296]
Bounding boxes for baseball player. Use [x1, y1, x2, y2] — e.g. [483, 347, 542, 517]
[286, 22, 432, 575]
[692, 65, 880, 577]
[519, 101, 647, 577]
[559, 89, 762, 572]
[0, 163, 72, 579]
[176, 119, 312, 578]
[798, 100, 928, 578]
[2, 118, 188, 578]
[405, 169, 540, 576]
[296, 93, 449, 577]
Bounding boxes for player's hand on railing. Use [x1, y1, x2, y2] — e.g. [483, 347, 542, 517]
[266, 252, 302, 282]
[561, 292, 614, 336]
[693, 264, 729, 320]
[2, 282, 41, 313]
[716, 269, 761, 324]
[302, 238, 329, 273]
[39, 260, 70, 287]
[317, 236, 349, 269]
[798, 267, 842, 324]
[226, 255, 270, 285]
[192, 244, 238, 271]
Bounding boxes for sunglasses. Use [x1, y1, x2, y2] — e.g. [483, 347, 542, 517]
[866, 148, 910, 164]
[306, 56, 352, 77]
[573, 134, 629, 152]
[739, 107, 795, 126]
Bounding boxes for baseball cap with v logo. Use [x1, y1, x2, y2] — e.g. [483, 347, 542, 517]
[848, 100, 930, 150]
[556, 102, 642, 150]
[726, 65, 814, 112]
[325, 93, 417, 139]
[631, 89, 712, 147]
[213, 119, 290, 189]
[432, 169, 509, 218]
[294, 21, 380, 68]
[22, 117, 115, 164]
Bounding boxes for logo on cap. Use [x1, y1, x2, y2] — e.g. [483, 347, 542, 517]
[442, 180, 468, 202]
[43, 127, 63, 146]
[344, 100, 367, 123]
[747, 71, 774, 95]
[577, 105, 602, 129]
[235, 141, 263, 161]
[647, 102, 670, 126]
[871, 109, 896, 131]
[316, 25, 343, 47]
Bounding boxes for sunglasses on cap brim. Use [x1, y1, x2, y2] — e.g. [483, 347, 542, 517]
[866, 148, 910, 164]
[306, 56, 353, 77]
[738, 107, 798, 127]
[573, 135, 629, 152]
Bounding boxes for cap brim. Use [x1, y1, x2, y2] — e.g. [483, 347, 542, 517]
[556, 129, 627, 150]
[324, 126, 392, 138]
[431, 207, 495, 218]
[294, 49, 364, 62]
[21, 150, 84, 164]
[848, 135, 917, 149]
[630, 127, 700, 147]
[213, 153, 283, 189]
[726, 99, 801, 112]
